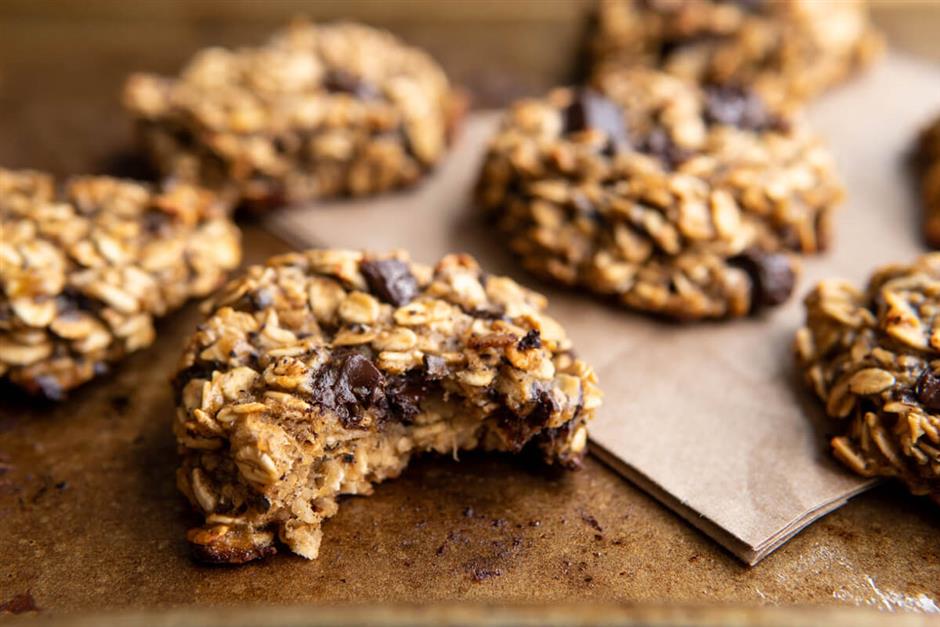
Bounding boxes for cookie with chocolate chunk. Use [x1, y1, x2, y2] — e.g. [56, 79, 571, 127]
[795, 254, 940, 504]
[591, 0, 882, 106]
[0, 168, 240, 398]
[173, 249, 601, 563]
[476, 69, 843, 320]
[123, 20, 462, 211]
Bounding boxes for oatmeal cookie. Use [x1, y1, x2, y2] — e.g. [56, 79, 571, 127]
[795, 254, 940, 504]
[917, 116, 940, 248]
[173, 249, 601, 563]
[0, 168, 241, 398]
[591, 0, 882, 106]
[123, 20, 461, 211]
[476, 69, 844, 320]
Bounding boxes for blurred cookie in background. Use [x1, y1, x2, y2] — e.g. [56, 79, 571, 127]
[590, 0, 883, 107]
[124, 20, 464, 212]
[477, 69, 844, 320]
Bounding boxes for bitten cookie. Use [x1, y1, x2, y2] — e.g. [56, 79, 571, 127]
[123, 20, 461, 210]
[917, 116, 940, 248]
[476, 69, 844, 320]
[173, 250, 601, 563]
[795, 254, 940, 504]
[591, 0, 882, 106]
[0, 168, 241, 398]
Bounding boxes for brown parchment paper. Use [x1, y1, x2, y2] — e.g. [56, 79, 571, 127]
[265, 53, 940, 565]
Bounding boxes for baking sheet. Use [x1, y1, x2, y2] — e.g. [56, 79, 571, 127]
[265, 52, 939, 564]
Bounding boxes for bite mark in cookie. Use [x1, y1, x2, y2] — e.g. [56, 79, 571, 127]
[173, 250, 601, 562]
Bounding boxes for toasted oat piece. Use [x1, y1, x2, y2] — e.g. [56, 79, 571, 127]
[123, 20, 461, 211]
[917, 116, 940, 248]
[795, 254, 940, 504]
[476, 69, 844, 320]
[591, 0, 882, 107]
[173, 250, 602, 563]
[0, 168, 241, 398]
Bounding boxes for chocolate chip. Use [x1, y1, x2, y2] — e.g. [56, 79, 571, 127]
[915, 369, 940, 412]
[385, 374, 430, 423]
[341, 353, 383, 393]
[642, 128, 691, 169]
[323, 69, 380, 100]
[728, 249, 796, 311]
[517, 330, 541, 351]
[424, 354, 448, 379]
[311, 352, 385, 427]
[563, 88, 629, 152]
[142, 210, 172, 236]
[703, 85, 779, 132]
[361, 259, 419, 307]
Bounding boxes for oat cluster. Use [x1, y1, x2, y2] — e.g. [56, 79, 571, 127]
[0, 168, 241, 398]
[591, 0, 882, 107]
[477, 69, 844, 320]
[796, 254, 940, 504]
[173, 249, 601, 562]
[918, 116, 940, 248]
[123, 20, 459, 210]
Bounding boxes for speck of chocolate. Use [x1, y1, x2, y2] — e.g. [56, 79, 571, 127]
[470, 566, 502, 582]
[563, 88, 630, 153]
[361, 258, 419, 307]
[580, 511, 604, 533]
[915, 368, 940, 412]
[517, 329, 542, 351]
[323, 69, 381, 100]
[728, 248, 796, 311]
[703, 85, 781, 133]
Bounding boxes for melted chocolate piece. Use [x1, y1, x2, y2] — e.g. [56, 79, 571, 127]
[915, 368, 940, 412]
[642, 128, 691, 170]
[361, 259, 419, 307]
[341, 353, 383, 392]
[495, 388, 560, 451]
[323, 69, 380, 100]
[517, 329, 542, 351]
[563, 88, 629, 152]
[385, 374, 430, 423]
[728, 249, 796, 311]
[312, 352, 386, 427]
[703, 85, 780, 133]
